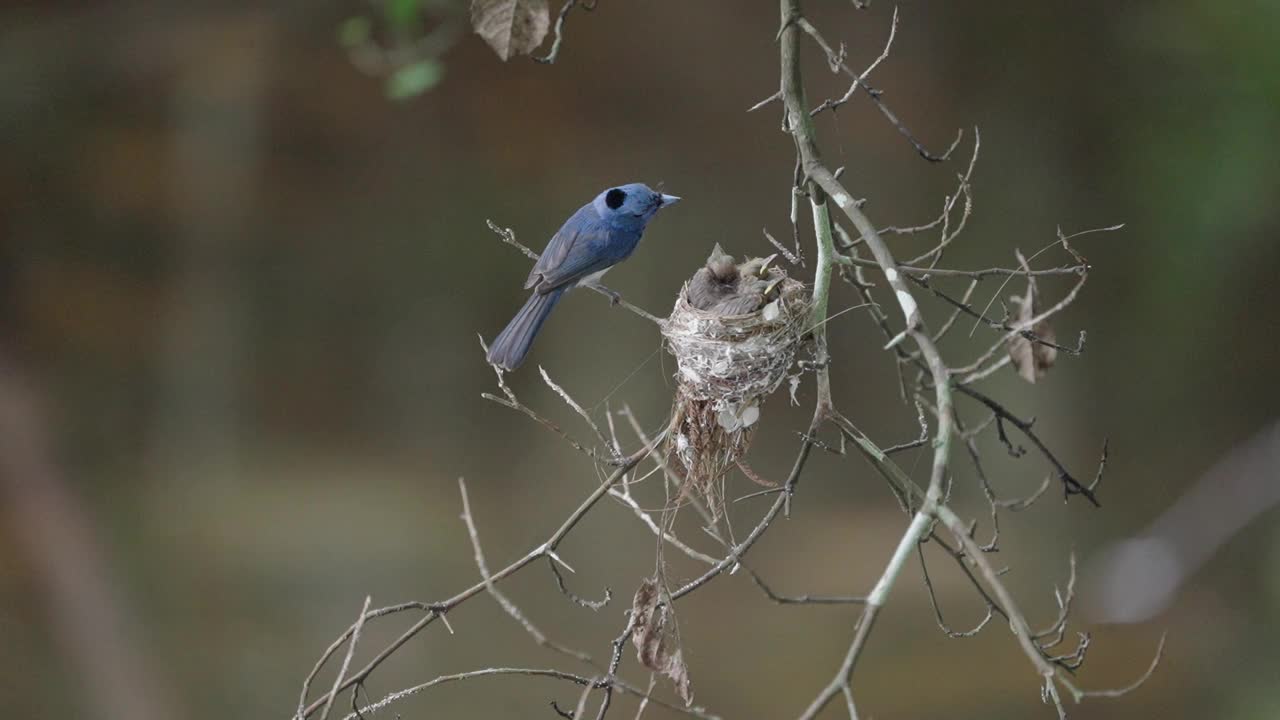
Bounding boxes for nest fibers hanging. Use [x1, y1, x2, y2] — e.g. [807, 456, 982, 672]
[661, 246, 811, 517]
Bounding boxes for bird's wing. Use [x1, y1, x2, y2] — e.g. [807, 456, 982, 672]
[525, 207, 623, 293]
[713, 293, 764, 316]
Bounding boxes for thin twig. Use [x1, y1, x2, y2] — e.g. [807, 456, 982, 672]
[318, 596, 371, 720]
[297, 441, 655, 718]
[747, 567, 867, 605]
[540, 366, 621, 462]
[534, 0, 595, 64]
[801, 10, 960, 163]
[459, 477, 593, 661]
[340, 666, 719, 720]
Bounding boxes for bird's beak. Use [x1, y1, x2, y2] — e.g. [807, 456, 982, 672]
[659, 194, 681, 207]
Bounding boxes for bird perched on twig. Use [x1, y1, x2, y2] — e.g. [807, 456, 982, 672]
[486, 183, 680, 370]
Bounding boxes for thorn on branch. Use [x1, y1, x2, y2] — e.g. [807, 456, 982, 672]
[747, 90, 782, 112]
[548, 557, 612, 611]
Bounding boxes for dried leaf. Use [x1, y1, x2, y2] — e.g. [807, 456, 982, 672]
[470, 0, 550, 61]
[630, 578, 693, 705]
[1007, 275, 1057, 383]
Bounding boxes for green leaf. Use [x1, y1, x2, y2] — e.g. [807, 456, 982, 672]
[337, 16, 373, 48]
[384, 0, 422, 29]
[385, 60, 444, 100]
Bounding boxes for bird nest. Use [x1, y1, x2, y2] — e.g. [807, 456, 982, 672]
[661, 250, 811, 518]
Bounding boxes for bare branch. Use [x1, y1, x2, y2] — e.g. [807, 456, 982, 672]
[301, 6, 1148, 719]
[1071, 634, 1167, 700]
[910, 274, 1081, 357]
[746, 567, 867, 605]
[461, 476, 591, 658]
[534, 0, 598, 65]
[800, 10, 961, 163]
[763, 227, 804, 266]
[540, 366, 620, 462]
[339, 666, 719, 720]
[298, 442, 655, 718]
[918, 546, 994, 638]
[955, 384, 1101, 506]
[318, 596, 371, 720]
[548, 557, 612, 611]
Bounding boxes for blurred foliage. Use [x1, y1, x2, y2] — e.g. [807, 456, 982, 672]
[339, 0, 463, 100]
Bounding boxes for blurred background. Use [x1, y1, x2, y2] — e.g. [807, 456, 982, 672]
[2, 1, 1278, 718]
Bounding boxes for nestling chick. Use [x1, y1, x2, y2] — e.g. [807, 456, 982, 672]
[687, 243, 741, 311]
[687, 248, 785, 316]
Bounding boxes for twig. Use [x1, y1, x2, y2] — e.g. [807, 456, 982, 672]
[670, 422, 820, 601]
[763, 227, 804, 266]
[1071, 634, 1166, 700]
[801, 10, 960, 163]
[318, 596, 371, 720]
[909, 274, 1081, 356]
[534, 0, 596, 65]
[297, 441, 656, 718]
[339, 666, 719, 720]
[837, 254, 1087, 279]
[955, 384, 1102, 506]
[548, 557, 612, 611]
[918, 547, 994, 638]
[459, 477, 593, 662]
[481, 350, 609, 464]
[780, 5, 957, 715]
[540, 366, 621, 462]
[747, 567, 867, 605]
[904, 128, 981, 267]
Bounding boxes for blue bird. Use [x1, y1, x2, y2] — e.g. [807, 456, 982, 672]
[486, 183, 681, 370]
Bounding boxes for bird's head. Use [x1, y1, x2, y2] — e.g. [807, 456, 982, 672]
[593, 183, 680, 227]
[705, 243, 739, 284]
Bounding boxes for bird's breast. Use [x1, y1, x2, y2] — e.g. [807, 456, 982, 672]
[577, 267, 612, 286]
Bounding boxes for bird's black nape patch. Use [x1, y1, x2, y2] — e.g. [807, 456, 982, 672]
[605, 187, 627, 209]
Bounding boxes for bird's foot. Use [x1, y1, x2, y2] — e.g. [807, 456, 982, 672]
[586, 282, 622, 306]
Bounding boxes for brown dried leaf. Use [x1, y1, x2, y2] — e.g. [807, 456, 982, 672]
[470, 0, 550, 61]
[1007, 277, 1057, 383]
[630, 578, 693, 705]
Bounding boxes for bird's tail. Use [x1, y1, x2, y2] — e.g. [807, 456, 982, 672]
[486, 287, 567, 370]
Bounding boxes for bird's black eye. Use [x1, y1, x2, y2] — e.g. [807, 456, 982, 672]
[605, 188, 627, 210]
